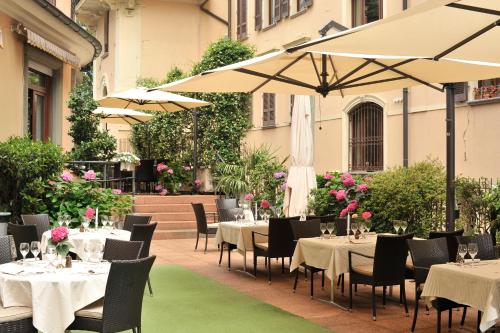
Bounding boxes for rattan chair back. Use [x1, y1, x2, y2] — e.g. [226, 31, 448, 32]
[123, 215, 151, 232]
[103, 239, 143, 261]
[7, 223, 38, 259]
[21, 214, 50, 241]
[457, 233, 496, 260]
[429, 229, 464, 262]
[130, 223, 157, 259]
[290, 219, 321, 239]
[373, 234, 414, 284]
[407, 237, 449, 285]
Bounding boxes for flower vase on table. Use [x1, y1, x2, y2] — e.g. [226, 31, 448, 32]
[259, 199, 271, 223]
[48, 227, 72, 268]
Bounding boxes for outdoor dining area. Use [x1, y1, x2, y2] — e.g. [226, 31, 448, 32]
[196, 197, 500, 333]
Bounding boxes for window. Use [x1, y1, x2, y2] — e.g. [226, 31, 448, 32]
[352, 0, 382, 27]
[237, 0, 248, 40]
[349, 102, 383, 172]
[474, 78, 500, 100]
[103, 10, 110, 54]
[297, 0, 312, 12]
[262, 93, 276, 127]
[27, 70, 51, 142]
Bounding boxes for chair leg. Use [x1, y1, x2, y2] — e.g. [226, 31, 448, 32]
[147, 278, 153, 297]
[281, 257, 285, 274]
[341, 274, 345, 294]
[204, 234, 208, 254]
[460, 307, 467, 327]
[448, 309, 452, 329]
[218, 242, 224, 266]
[411, 296, 419, 332]
[293, 269, 299, 292]
[265, 257, 267, 267]
[382, 286, 387, 307]
[268, 256, 272, 284]
[321, 271, 325, 289]
[253, 253, 257, 277]
[477, 310, 482, 333]
[437, 311, 442, 333]
[354, 283, 357, 293]
[349, 278, 353, 310]
[372, 285, 377, 321]
[401, 282, 409, 316]
[304, 268, 308, 280]
[310, 270, 314, 298]
[228, 245, 231, 270]
[195, 232, 199, 250]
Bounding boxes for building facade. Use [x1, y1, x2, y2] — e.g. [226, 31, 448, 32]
[78, 0, 500, 179]
[0, 0, 99, 150]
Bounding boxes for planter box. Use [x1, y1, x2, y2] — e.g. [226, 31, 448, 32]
[197, 167, 214, 193]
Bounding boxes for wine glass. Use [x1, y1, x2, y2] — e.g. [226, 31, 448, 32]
[96, 242, 104, 262]
[299, 210, 307, 221]
[19, 243, 30, 264]
[320, 223, 327, 239]
[401, 221, 408, 234]
[82, 242, 91, 264]
[57, 217, 64, 227]
[233, 212, 239, 223]
[350, 221, 358, 237]
[326, 222, 335, 239]
[30, 241, 40, 260]
[46, 245, 56, 269]
[468, 243, 478, 266]
[358, 221, 366, 238]
[457, 244, 468, 266]
[239, 210, 245, 223]
[393, 220, 401, 234]
[101, 216, 109, 230]
[82, 218, 90, 232]
[108, 218, 115, 230]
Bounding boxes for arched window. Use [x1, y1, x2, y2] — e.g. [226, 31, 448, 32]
[102, 85, 108, 97]
[349, 102, 383, 172]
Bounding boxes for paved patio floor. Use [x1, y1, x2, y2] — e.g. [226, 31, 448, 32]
[152, 239, 481, 333]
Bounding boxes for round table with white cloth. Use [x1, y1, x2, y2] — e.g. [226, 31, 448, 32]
[41, 228, 131, 259]
[0, 260, 109, 333]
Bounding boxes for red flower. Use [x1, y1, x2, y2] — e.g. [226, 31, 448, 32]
[347, 200, 358, 212]
[260, 199, 270, 209]
[329, 189, 338, 196]
[362, 211, 372, 220]
[51, 227, 69, 243]
[340, 208, 349, 217]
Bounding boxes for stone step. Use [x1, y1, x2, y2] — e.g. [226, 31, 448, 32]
[133, 203, 217, 214]
[153, 229, 199, 240]
[155, 221, 197, 230]
[135, 212, 197, 221]
[133, 195, 217, 205]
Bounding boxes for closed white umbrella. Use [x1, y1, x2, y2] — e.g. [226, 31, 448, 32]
[98, 87, 210, 112]
[283, 95, 316, 217]
[93, 107, 153, 125]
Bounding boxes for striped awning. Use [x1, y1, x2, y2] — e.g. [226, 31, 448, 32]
[26, 28, 80, 67]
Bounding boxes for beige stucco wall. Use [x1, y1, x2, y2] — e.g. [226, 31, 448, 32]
[0, 12, 25, 141]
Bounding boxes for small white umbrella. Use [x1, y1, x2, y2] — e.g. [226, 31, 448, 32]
[98, 87, 210, 112]
[93, 107, 153, 125]
[283, 95, 316, 217]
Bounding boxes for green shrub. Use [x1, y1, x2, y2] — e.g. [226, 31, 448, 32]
[45, 176, 132, 226]
[363, 160, 446, 237]
[456, 177, 496, 233]
[0, 137, 65, 219]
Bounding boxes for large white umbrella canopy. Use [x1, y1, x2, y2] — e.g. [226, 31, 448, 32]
[290, 0, 500, 64]
[93, 107, 153, 125]
[155, 50, 500, 97]
[98, 87, 210, 112]
[283, 95, 316, 217]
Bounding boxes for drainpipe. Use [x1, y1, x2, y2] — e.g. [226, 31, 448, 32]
[402, 0, 409, 167]
[227, 0, 232, 39]
[199, 0, 230, 38]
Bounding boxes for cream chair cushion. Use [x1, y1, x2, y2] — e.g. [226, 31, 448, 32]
[0, 304, 32, 323]
[352, 264, 373, 276]
[254, 242, 268, 251]
[75, 299, 104, 319]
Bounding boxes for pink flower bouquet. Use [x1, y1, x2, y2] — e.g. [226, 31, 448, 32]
[48, 227, 72, 257]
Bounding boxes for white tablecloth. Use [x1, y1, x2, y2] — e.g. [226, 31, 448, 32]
[215, 221, 269, 254]
[41, 228, 131, 259]
[421, 260, 500, 332]
[290, 235, 378, 279]
[0, 261, 109, 333]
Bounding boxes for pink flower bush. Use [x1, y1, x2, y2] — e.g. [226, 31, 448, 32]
[155, 184, 163, 191]
[357, 184, 369, 192]
[340, 208, 349, 217]
[362, 211, 372, 220]
[61, 171, 73, 182]
[51, 226, 69, 243]
[244, 193, 254, 201]
[335, 190, 346, 201]
[160, 189, 168, 196]
[274, 171, 286, 179]
[281, 182, 288, 191]
[183, 165, 192, 171]
[260, 199, 270, 209]
[324, 172, 333, 180]
[329, 189, 338, 196]
[194, 179, 202, 188]
[156, 163, 168, 173]
[167, 168, 174, 175]
[83, 170, 96, 181]
[347, 200, 358, 212]
[85, 207, 95, 219]
[342, 175, 355, 187]
[112, 189, 122, 195]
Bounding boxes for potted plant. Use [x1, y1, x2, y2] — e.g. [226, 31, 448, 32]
[113, 152, 140, 171]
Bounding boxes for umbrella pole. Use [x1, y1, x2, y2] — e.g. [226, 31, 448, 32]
[192, 109, 198, 194]
[445, 84, 456, 231]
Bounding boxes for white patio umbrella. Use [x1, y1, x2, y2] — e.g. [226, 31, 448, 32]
[93, 107, 153, 125]
[283, 95, 316, 217]
[98, 87, 210, 112]
[289, 0, 500, 65]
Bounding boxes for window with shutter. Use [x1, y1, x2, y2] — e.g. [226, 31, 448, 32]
[255, 0, 262, 30]
[352, 0, 382, 27]
[104, 10, 110, 54]
[454, 82, 468, 103]
[297, 0, 312, 12]
[474, 78, 500, 100]
[263, 93, 276, 127]
[269, 0, 281, 25]
[237, 0, 248, 40]
[281, 0, 290, 18]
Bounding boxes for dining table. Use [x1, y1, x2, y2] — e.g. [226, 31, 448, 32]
[290, 234, 378, 308]
[215, 220, 268, 272]
[421, 259, 500, 332]
[40, 228, 131, 259]
[0, 260, 109, 333]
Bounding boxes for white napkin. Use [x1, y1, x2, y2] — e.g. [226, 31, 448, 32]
[244, 209, 255, 222]
[0, 263, 24, 275]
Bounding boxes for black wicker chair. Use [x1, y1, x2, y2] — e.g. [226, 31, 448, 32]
[252, 217, 296, 283]
[192, 203, 219, 253]
[21, 214, 50, 241]
[407, 238, 467, 333]
[0, 306, 36, 333]
[216, 198, 238, 222]
[0, 236, 12, 265]
[348, 234, 413, 320]
[103, 239, 143, 262]
[216, 207, 243, 268]
[429, 229, 464, 262]
[290, 219, 325, 297]
[131, 223, 157, 296]
[69, 256, 156, 333]
[456, 233, 497, 260]
[123, 215, 151, 232]
[135, 159, 157, 193]
[334, 217, 348, 236]
[7, 223, 39, 260]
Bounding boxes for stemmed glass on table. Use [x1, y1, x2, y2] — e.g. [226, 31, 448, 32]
[350, 221, 358, 237]
[457, 244, 468, 266]
[326, 222, 335, 239]
[30, 241, 40, 260]
[19, 243, 30, 264]
[45, 245, 56, 270]
[320, 223, 327, 239]
[468, 243, 478, 266]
